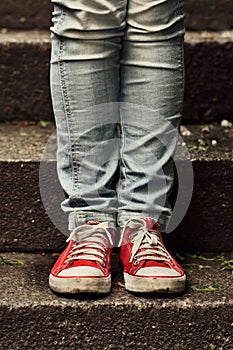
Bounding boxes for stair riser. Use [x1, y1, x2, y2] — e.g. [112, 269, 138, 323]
[1, 160, 233, 252]
[0, 0, 232, 30]
[1, 36, 233, 124]
[0, 305, 232, 350]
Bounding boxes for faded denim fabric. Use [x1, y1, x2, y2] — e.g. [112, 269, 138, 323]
[50, 0, 185, 233]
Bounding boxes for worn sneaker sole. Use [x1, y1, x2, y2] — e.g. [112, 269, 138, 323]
[124, 272, 186, 293]
[49, 274, 111, 294]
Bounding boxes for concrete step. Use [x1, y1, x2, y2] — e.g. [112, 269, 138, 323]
[0, 30, 233, 124]
[0, 31, 52, 122]
[0, 122, 233, 253]
[185, 0, 233, 31]
[0, 252, 232, 350]
[0, 0, 232, 31]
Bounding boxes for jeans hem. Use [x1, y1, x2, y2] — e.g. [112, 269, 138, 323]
[117, 212, 171, 234]
[68, 210, 116, 230]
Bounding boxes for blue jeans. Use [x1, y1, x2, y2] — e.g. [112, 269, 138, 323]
[50, 0, 185, 233]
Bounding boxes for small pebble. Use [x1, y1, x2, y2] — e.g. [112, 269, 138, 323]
[221, 119, 232, 128]
[19, 17, 26, 23]
[211, 139, 217, 146]
[202, 126, 210, 133]
[180, 125, 192, 136]
[197, 138, 206, 146]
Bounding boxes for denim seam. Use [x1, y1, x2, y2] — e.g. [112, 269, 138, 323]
[57, 5, 79, 191]
[58, 38, 79, 192]
[57, 6, 66, 28]
[180, 36, 185, 116]
[176, 0, 185, 118]
[176, 0, 185, 39]
[118, 103, 126, 207]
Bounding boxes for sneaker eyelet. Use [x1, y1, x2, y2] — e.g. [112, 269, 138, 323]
[133, 255, 139, 265]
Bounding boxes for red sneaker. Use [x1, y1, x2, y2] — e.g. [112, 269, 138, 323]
[119, 218, 186, 293]
[49, 222, 114, 294]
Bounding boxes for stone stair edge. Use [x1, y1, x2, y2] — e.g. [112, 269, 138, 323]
[1, 29, 233, 43]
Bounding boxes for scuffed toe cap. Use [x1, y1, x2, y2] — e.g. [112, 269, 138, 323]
[58, 266, 104, 277]
[135, 266, 181, 277]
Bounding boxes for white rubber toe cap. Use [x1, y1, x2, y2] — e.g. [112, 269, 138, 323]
[135, 266, 181, 277]
[58, 266, 104, 277]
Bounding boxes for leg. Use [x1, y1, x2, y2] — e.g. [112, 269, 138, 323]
[49, 0, 127, 294]
[118, 0, 185, 233]
[50, 0, 127, 229]
[118, 0, 186, 293]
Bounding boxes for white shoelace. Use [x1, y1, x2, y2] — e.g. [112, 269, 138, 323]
[66, 222, 113, 265]
[120, 218, 171, 264]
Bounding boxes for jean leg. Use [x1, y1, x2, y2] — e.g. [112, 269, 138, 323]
[50, 0, 127, 229]
[117, 0, 185, 232]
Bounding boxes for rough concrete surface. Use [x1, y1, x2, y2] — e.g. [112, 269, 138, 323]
[0, 252, 232, 350]
[0, 122, 55, 161]
[185, 0, 233, 31]
[0, 30, 233, 123]
[0, 0, 53, 30]
[0, 0, 232, 30]
[0, 123, 233, 252]
[1, 122, 233, 161]
[0, 30, 52, 122]
[184, 31, 233, 124]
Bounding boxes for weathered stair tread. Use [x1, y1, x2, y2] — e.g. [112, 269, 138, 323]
[0, 252, 232, 307]
[2, 29, 233, 43]
[0, 252, 232, 350]
[0, 122, 55, 161]
[0, 122, 233, 161]
[0, 29, 50, 44]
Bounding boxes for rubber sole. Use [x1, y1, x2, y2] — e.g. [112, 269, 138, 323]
[124, 272, 186, 293]
[49, 274, 111, 294]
